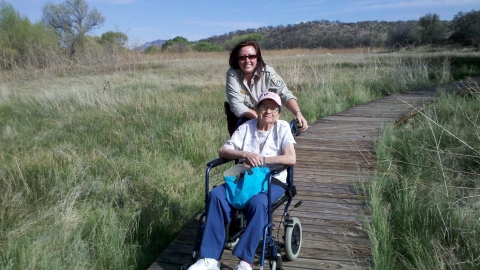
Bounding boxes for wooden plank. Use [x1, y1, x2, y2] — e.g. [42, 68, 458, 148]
[293, 193, 367, 205]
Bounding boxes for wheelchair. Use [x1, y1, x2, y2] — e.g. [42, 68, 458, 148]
[181, 119, 303, 270]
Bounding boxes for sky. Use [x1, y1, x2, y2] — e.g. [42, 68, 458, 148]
[8, 0, 480, 47]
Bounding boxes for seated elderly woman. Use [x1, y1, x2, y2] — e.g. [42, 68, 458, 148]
[188, 92, 296, 270]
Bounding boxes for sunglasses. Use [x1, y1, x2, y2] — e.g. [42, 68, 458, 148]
[238, 54, 257, 61]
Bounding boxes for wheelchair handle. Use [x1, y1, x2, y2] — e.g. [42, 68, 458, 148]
[290, 119, 301, 137]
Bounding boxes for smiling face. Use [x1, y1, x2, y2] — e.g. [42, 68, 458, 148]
[257, 99, 280, 128]
[238, 45, 258, 77]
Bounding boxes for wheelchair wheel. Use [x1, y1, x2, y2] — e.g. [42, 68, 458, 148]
[192, 234, 202, 262]
[269, 253, 282, 270]
[285, 217, 302, 260]
[224, 211, 245, 249]
[225, 237, 239, 249]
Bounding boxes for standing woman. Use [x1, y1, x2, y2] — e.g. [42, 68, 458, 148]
[225, 39, 308, 135]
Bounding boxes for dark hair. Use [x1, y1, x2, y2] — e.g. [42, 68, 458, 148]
[228, 39, 266, 76]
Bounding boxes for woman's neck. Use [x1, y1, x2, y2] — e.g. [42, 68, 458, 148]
[243, 72, 253, 83]
[257, 121, 274, 131]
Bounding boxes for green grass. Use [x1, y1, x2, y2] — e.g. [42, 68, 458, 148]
[450, 56, 480, 80]
[0, 49, 478, 269]
[0, 71, 227, 269]
[370, 80, 480, 269]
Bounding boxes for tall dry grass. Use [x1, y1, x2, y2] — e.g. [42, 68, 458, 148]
[1, 47, 478, 269]
[369, 78, 480, 269]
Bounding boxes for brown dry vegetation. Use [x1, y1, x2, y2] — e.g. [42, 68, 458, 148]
[1, 47, 480, 269]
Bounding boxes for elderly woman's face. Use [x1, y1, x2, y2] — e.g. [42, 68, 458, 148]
[238, 46, 257, 76]
[257, 99, 280, 124]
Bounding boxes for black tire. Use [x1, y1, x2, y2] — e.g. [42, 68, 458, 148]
[224, 211, 244, 249]
[285, 217, 302, 260]
[224, 237, 239, 249]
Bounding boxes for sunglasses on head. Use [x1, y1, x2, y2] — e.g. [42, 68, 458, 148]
[238, 54, 257, 61]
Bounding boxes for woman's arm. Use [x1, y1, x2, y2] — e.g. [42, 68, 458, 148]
[242, 109, 258, 119]
[219, 143, 296, 167]
[265, 67, 308, 131]
[286, 99, 308, 132]
[265, 143, 296, 166]
[218, 146, 264, 167]
[226, 69, 253, 118]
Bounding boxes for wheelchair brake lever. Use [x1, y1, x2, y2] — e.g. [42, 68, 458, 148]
[288, 200, 303, 214]
[294, 201, 303, 208]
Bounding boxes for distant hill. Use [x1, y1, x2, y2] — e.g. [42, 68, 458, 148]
[198, 19, 455, 50]
[135, 39, 166, 51]
[199, 20, 412, 49]
[138, 11, 477, 51]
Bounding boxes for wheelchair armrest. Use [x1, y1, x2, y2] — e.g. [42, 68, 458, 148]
[206, 157, 232, 168]
[269, 164, 289, 175]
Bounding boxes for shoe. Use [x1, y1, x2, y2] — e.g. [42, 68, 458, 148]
[187, 258, 221, 270]
[235, 260, 252, 270]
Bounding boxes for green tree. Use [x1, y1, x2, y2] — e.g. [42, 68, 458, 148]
[0, 1, 58, 69]
[99, 31, 128, 54]
[386, 21, 420, 49]
[42, 0, 105, 58]
[161, 36, 190, 52]
[0, 1, 25, 68]
[144, 45, 162, 53]
[450, 10, 480, 48]
[224, 33, 263, 50]
[99, 31, 128, 47]
[192, 41, 224, 52]
[172, 36, 188, 43]
[418, 13, 446, 45]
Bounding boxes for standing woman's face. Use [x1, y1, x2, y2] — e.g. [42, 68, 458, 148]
[237, 45, 257, 77]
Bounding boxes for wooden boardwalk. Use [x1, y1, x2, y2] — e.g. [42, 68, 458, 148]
[148, 78, 478, 270]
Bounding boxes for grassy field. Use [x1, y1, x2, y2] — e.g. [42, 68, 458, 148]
[370, 78, 480, 269]
[0, 48, 479, 269]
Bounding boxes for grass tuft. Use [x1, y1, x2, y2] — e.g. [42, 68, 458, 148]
[370, 81, 480, 269]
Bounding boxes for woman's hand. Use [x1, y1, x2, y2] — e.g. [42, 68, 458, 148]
[286, 99, 308, 132]
[243, 152, 264, 167]
[219, 147, 265, 167]
[296, 112, 308, 132]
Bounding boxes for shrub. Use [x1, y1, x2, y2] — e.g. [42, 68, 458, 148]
[0, 1, 59, 69]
